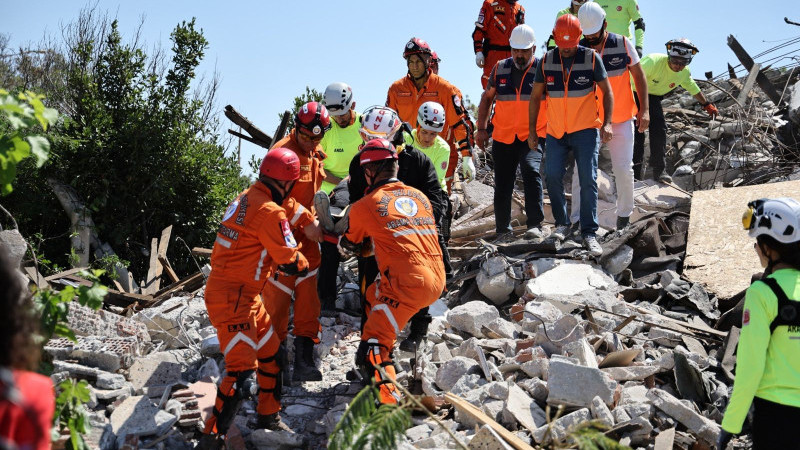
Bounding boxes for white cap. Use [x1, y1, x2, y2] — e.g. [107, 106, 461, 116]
[509, 24, 536, 50]
[578, 2, 606, 35]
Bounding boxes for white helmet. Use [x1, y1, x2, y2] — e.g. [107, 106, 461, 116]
[578, 2, 606, 35]
[417, 102, 445, 133]
[571, 0, 591, 6]
[323, 82, 354, 117]
[744, 198, 800, 244]
[360, 106, 402, 141]
[509, 24, 536, 50]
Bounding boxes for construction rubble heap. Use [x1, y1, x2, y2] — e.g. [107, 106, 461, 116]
[8, 68, 800, 450]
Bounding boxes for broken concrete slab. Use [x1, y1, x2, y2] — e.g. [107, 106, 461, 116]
[97, 372, 127, 390]
[128, 352, 184, 393]
[133, 296, 209, 349]
[547, 359, 618, 408]
[502, 383, 546, 434]
[684, 179, 800, 299]
[67, 302, 150, 343]
[562, 338, 598, 369]
[468, 424, 514, 450]
[110, 395, 177, 446]
[590, 395, 614, 427]
[447, 301, 500, 338]
[435, 356, 482, 391]
[524, 262, 615, 301]
[532, 408, 592, 444]
[248, 429, 306, 449]
[45, 336, 140, 372]
[646, 388, 720, 444]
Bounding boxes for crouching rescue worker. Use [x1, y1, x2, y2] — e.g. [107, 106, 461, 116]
[199, 148, 317, 447]
[718, 198, 800, 450]
[339, 138, 446, 404]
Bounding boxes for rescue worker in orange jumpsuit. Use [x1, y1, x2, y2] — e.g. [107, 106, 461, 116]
[339, 138, 446, 404]
[473, 0, 526, 89]
[262, 102, 329, 382]
[387, 38, 475, 194]
[199, 148, 317, 447]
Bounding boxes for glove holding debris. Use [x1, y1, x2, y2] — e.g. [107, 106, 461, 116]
[703, 102, 719, 118]
[461, 155, 476, 183]
[276, 254, 309, 278]
[475, 52, 485, 68]
[716, 430, 733, 450]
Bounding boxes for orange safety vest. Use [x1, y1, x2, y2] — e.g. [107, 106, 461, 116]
[583, 32, 637, 124]
[491, 56, 547, 143]
[541, 46, 602, 138]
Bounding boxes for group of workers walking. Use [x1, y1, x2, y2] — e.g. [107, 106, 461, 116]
[193, 2, 799, 450]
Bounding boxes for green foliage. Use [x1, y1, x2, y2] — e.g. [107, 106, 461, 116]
[92, 253, 128, 281]
[328, 384, 412, 450]
[52, 379, 92, 450]
[567, 422, 633, 450]
[0, 89, 58, 194]
[34, 269, 107, 344]
[2, 13, 249, 276]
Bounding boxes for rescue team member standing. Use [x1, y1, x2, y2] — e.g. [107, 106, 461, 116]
[387, 38, 475, 193]
[339, 139, 446, 404]
[718, 198, 800, 450]
[473, 0, 525, 89]
[633, 39, 718, 184]
[476, 24, 547, 240]
[262, 102, 328, 382]
[545, 0, 588, 49]
[528, 14, 614, 257]
[199, 149, 317, 445]
[347, 106, 447, 353]
[571, 2, 649, 230]
[597, 0, 645, 57]
[318, 82, 361, 316]
[413, 102, 451, 193]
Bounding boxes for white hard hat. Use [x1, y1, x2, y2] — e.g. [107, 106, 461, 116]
[417, 102, 445, 133]
[572, 0, 592, 6]
[323, 82, 354, 117]
[360, 106, 402, 141]
[509, 24, 536, 50]
[744, 198, 800, 244]
[578, 2, 606, 35]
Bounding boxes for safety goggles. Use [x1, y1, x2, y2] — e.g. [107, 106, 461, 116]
[297, 129, 324, 142]
[742, 199, 766, 230]
[666, 44, 697, 58]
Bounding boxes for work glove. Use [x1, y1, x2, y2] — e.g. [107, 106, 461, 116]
[461, 155, 476, 182]
[276, 255, 309, 278]
[703, 103, 719, 118]
[475, 52, 485, 68]
[636, 46, 643, 58]
[716, 430, 733, 450]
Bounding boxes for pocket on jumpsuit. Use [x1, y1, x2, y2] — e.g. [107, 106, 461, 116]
[206, 287, 244, 328]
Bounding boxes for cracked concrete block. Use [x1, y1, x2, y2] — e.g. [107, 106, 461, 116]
[248, 428, 306, 449]
[485, 317, 516, 339]
[431, 342, 453, 363]
[67, 303, 150, 343]
[128, 352, 183, 392]
[648, 327, 683, 347]
[520, 358, 549, 380]
[518, 378, 548, 403]
[562, 338, 598, 369]
[110, 396, 177, 446]
[97, 373, 127, 390]
[447, 301, 500, 338]
[435, 356, 481, 391]
[406, 424, 432, 442]
[547, 359, 618, 408]
[468, 424, 515, 450]
[503, 383, 546, 433]
[484, 381, 510, 400]
[647, 388, 720, 444]
[524, 262, 615, 300]
[532, 408, 592, 444]
[613, 407, 631, 423]
[133, 296, 209, 349]
[521, 301, 565, 333]
[590, 396, 614, 427]
[602, 365, 662, 381]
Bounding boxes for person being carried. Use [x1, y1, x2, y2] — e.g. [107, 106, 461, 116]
[718, 198, 800, 450]
[338, 138, 446, 405]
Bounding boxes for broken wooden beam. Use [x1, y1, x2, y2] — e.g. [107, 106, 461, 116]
[191, 247, 212, 258]
[727, 35, 782, 104]
[224, 105, 273, 148]
[270, 111, 291, 149]
[444, 392, 535, 450]
[48, 274, 155, 309]
[153, 272, 205, 301]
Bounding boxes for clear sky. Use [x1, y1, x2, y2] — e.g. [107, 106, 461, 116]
[3, 1, 799, 175]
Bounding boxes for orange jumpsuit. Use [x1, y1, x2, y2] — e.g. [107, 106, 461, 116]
[387, 74, 471, 193]
[204, 181, 312, 431]
[262, 131, 326, 342]
[472, 0, 526, 89]
[343, 180, 445, 403]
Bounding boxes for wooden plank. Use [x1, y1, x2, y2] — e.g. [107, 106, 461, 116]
[23, 267, 50, 289]
[158, 255, 180, 283]
[142, 238, 159, 295]
[444, 393, 535, 450]
[191, 247, 212, 258]
[684, 180, 800, 299]
[737, 62, 761, 105]
[153, 272, 205, 301]
[44, 267, 89, 281]
[153, 225, 173, 290]
[48, 275, 154, 309]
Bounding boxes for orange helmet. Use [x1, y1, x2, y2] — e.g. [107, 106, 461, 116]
[553, 14, 582, 49]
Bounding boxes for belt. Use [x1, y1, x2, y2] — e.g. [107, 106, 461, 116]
[486, 44, 512, 52]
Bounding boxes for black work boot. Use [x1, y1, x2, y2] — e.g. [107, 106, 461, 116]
[398, 309, 431, 352]
[293, 336, 322, 381]
[616, 216, 630, 230]
[255, 413, 292, 431]
[320, 296, 337, 318]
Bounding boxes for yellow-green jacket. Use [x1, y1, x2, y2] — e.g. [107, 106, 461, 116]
[597, 0, 644, 48]
[319, 112, 362, 194]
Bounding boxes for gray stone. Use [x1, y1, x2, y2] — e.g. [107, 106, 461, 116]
[284, 404, 318, 416]
[324, 403, 348, 436]
[602, 365, 662, 381]
[447, 301, 500, 338]
[590, 396, 614, 427]
[435, 356, 481, 391]
[406, 424, 432, 442]
[110, 396, 177, 446]
[648, 327, 683, 347]
[536, 289, 621, 315]
[521, 301, 565, 333]
[524, 262, 615, 300]
[463, 180, 494, 208]
[520, 358, 549, 380]
[623, 416, 654, 446]
[249, 428, 306, 449]
[477, 256, 517, 304]
[602, 244, 634, 275]
[468, 425, 514, 450]
[96, 372, 127, 390]
[432, 342, 453, 363]
[547, 359, 618, 408]
[518, 378, 548, 403]
[200, 334, 220, 356]
[451, 374, 487, 397]
[503, 383, 546, 433]
[128, 352, 184, 392]
[0, 230, 26, 268]
[93, 385, 132, 401]
[532, 408, 592, 444]
[484, 381, 510, 400]
[646, 388, 720, 444]
[415, 432, 459, 449]
[613, 407, 631, 423]
[485, 317, 516, 339]
[133, 296, 210, 349]
[562, 338, 598, 369]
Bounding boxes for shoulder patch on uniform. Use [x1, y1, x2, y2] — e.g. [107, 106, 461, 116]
[280, 219, 297, 248]
[223, 198, 240, 222]
[743, 308, 750, 326]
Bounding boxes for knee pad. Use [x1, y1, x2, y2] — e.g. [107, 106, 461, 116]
[212, 369, 254, 435]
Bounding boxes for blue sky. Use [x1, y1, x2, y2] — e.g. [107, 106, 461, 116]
[4, 1, 799, 175]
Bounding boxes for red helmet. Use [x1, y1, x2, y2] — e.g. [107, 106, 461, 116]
[295, 101, 331, 137]
[553, 14, 582, 49]
[359, 138, 398, 165]
[259, 147, 300, 181]
[403, 37, 432, 59]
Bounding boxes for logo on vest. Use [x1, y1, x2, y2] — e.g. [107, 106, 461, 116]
[394, 197, 419, 217]
[669, 82, 676, 88]
[609, 56, 624, 67]
[334, 148, 344, 153]
[617, 5, 622, 11]
[546, 75, 555, 84]
[574, 76, 591, 86]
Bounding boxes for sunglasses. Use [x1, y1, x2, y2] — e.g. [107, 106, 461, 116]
[298, 130, 323, 142]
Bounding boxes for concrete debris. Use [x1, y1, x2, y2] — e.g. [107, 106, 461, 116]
[133, 296, 210, 349]
[547, 359, 618, 408]
[532, 408, 592, 444]
[0, 229, 27, 268]
[647, 388, 720, 444]
[447, 301, 500, 337]
[476, 256, 518, 304]
[110, 395, 177, 447]
[502, 383, 546, 433]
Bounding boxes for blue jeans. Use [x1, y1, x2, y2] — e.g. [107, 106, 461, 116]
[545, 128, 599, 237]
[492, 137, 544, 233]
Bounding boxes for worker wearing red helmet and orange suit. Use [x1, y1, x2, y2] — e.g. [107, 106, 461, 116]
[472, 0, 526, 89]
